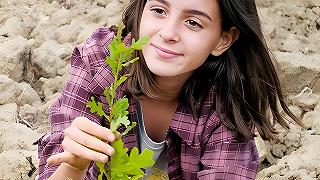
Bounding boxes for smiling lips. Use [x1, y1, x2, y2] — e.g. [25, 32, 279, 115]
[151, 44, 183, 59]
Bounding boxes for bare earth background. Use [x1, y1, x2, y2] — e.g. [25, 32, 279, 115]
[0, 0, 319, 179]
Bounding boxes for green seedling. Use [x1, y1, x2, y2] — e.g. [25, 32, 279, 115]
[87, 22, 154, 180]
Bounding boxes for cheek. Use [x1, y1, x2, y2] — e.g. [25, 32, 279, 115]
[186, 38, 215, 58]
[139, 11, 147, 36]
[139, 12, 153, 37]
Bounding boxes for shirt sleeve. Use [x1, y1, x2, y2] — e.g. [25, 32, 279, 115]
[35, 27, 116, 179]
[197, 114, 259, 180]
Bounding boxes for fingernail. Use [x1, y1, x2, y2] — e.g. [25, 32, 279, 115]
[107, 133, 115, 142]
[100, 155, 108, 163]
[47, 157, 53, 165]
[108, 148, 115, 156]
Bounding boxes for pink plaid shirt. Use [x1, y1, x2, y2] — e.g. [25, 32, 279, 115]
[36, 27, 259, 179]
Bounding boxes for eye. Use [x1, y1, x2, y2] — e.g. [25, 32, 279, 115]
[150, 7, 166, 16]
[186, 19, 203, 29]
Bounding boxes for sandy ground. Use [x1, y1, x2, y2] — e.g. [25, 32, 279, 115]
[0, 0, 319, 179]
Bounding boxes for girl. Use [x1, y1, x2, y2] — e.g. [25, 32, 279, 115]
[37, 0, 303, 179]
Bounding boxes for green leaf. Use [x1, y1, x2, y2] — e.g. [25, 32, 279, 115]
[110, 147, 154, 176]
[116, 43, 127, 54]
[87, 97, 106, 117]
[108, 41, 123, 73]
[115, 74, 129, 89]
[123, 57, 139, 67]
[112, 97, 129, 119]
[103, 87, 113, 106]
[120, 49, 134, 63]
[106, 56, 116, 76]
[129, 148, 155, 169]
[110, 116, 130, 132]
[108, 139, 154, 179]
[98, 174, 103, 180]
[96, 162, 108, 180]
[122, 122, 136, 136]
[108, 139, 129, 168]
[112, 162, 145, 176]
[130, 36, 150, 50]
[116, 21, 125, 40]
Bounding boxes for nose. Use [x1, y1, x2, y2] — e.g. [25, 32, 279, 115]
[158, 17, 180, 43]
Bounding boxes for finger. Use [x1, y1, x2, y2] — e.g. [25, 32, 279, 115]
[64, 126, 115, 156]
[47, 152, 89, 171]
[47, 151, 76, 165]
[62, 136, 110, 163]
[73, 117, 115, 142]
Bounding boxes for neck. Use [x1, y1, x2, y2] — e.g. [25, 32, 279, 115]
[152, 73, 192, 103]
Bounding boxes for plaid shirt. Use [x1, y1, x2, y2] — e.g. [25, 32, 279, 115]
[36, 27, 259, 180]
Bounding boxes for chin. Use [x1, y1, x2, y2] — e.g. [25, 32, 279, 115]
[147, 65, 176, 77]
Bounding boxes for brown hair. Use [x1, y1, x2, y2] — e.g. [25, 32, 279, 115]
[122, 0, 166, 100]
[121, 0, 303, 140]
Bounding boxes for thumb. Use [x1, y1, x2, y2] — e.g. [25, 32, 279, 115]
[47, 152, 90, 171]
[47, 151, 71, 165]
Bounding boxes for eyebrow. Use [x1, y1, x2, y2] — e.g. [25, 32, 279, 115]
[148, 0, 213, 22]
[149, 0, 169, 6]
[184, 9, 213, 22]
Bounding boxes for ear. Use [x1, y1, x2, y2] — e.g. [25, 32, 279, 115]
[211, 27, 240, 56]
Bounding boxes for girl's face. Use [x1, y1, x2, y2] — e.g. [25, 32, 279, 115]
[139, 0, 232, 79]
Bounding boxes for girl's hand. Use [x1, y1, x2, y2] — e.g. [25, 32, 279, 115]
[47, 116, 116, 171]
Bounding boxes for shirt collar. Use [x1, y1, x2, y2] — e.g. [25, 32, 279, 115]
[169, 103, 197, 146]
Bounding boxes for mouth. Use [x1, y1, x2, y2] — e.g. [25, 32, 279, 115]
[151, 44, 183, 59]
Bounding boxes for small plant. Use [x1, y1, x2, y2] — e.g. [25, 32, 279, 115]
[87, 22, 154, 180]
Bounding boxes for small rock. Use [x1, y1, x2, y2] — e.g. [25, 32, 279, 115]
[50, 7, 73, 27]
[315, 101, 320, 111]
[281, 105, 303, 120]
[39, 74, 68, 98]
[33, 40, 70, 77]
[0, 16, 28, 38]
[271, 143, 286, 158]
[56, 20, 83, 43]
[290, 92, 320, 111]
[312, 6, 320, 15]
[257, 135, 320, 179]
[0, 121, 41, 153]
[19, 104, 47, 130]
[17, 82, 42, 106]
[0, 103, 18, 123]
[282, 34, 304, 53]
[284, 131, 302, 148]
[0, 36, 30, 81]
[313, 77, 320, 95]
[305, 8, 319, 22]
[95, 0, 112, 7]
[0, 75, 22, 105]
[302, 111, 320, 134]
[304, 0, 320, 8]
[316, 167, 320, 176]
[0, 75, 42, 106]
[0, 151, 35, 180]
[30, 22, 59, 46]
[76, 23, 101, 43]
[255, 135, 276, 164]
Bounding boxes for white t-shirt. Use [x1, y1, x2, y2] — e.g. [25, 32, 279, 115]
[136, 101, 169, 180]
